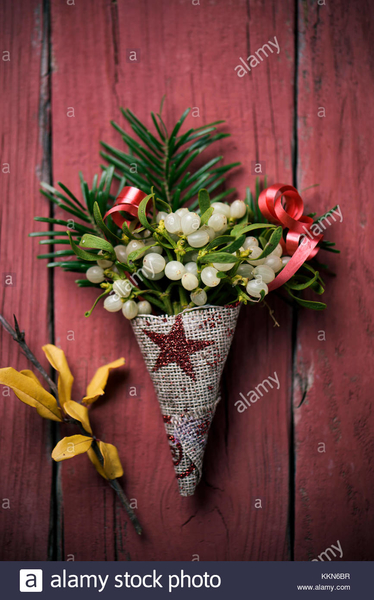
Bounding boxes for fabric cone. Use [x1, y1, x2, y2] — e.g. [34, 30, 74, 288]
[131, 304, 241, 496]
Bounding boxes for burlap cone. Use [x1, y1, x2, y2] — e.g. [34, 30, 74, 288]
[131, 304, 241, 496]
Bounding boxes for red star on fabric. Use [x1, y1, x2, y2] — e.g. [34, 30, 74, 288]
[143, 315, 214, 381]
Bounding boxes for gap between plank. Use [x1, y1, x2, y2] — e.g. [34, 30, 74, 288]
[39, 0, 63, 562]
[289, 0, 300, 563]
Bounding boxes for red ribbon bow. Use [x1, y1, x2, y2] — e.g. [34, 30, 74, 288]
[258, 184, 322, 291]
[104, 186, 150, 228]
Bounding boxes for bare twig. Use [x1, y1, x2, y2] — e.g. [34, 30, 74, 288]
[109, 479, 142, 535]
[0, 313, 59, 397]
[263, 301, 280, 327]
[79, 423, 143, 536]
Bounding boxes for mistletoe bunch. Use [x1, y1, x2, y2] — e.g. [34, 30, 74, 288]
[66, 189, 287, 318]
[30, 104, 339, 317]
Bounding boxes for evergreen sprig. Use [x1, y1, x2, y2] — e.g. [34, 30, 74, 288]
[31, 166, 122, 279]
[100, 102, 240, 211]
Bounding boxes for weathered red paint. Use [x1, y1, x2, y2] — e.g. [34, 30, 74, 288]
[0, 0, 52, 560]
[0, 0, 373, 561]
[294, 0, 374, 561]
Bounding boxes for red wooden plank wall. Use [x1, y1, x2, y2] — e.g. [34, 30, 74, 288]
[0, 0, 53, 559]
[294, 0, 374, 560]
[1, 0, 373, 561]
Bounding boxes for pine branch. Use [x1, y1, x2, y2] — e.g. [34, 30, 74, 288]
[31, 168, 122, 273]
[101, 106, 240, 210]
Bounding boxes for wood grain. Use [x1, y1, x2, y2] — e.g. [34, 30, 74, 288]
[294, 0, 374, 560]
[49, 0, 295, 560]
[50, 0, 119, 562]
[0, 0, 53, 560]
[1, 0, 373, 562]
